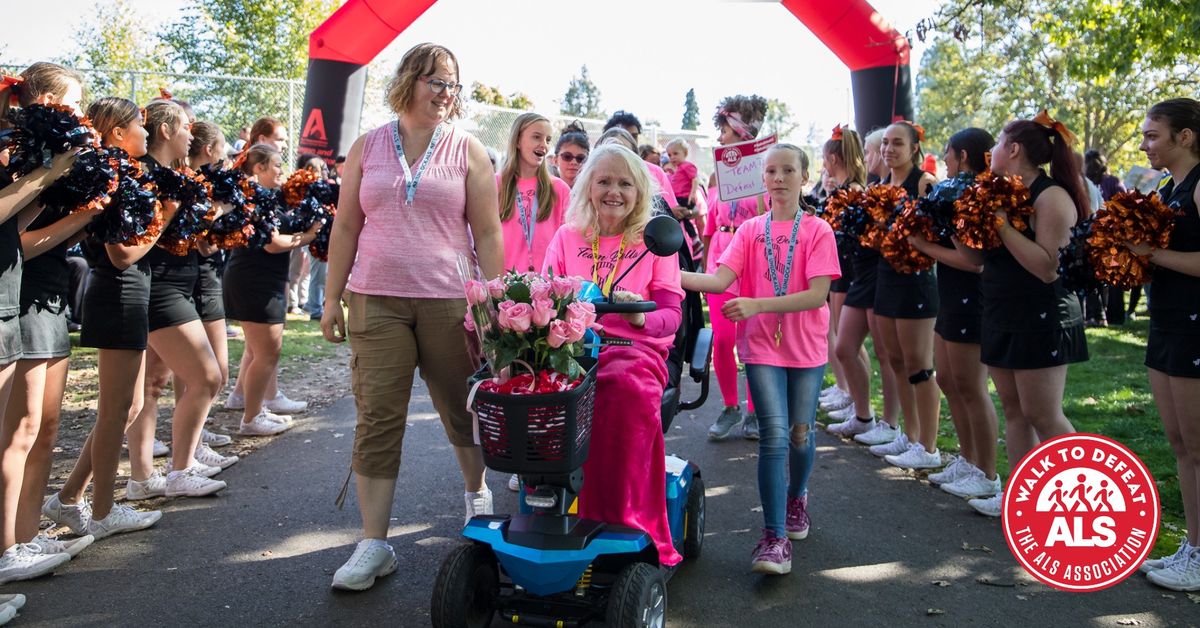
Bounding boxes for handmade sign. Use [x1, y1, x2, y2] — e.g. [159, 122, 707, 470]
[713, 134, 776, 202]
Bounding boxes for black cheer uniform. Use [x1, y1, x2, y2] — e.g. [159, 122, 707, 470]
[979, 174, 1088, 369]
[223, 243, 290, 325]
[193, 251, 225, 322]
[874, 168, 939, 319]
[1146, 164, 1200, 377]
[930, 176, 983, 344]
[140, 156, 201, 332]
[18, 207, 72, 359]
[79, 237, 151, 351]
[0, 166, 23, 363]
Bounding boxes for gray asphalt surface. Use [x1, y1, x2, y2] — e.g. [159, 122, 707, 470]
[10, 374, 1197, 627]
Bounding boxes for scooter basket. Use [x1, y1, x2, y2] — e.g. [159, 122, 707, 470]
[470, 359, 597, 475]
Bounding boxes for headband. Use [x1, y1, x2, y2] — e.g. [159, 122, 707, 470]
[1032, 109, 1077, 147]
[159, 87, 173, 100]
[831, 125, 845, 141]
[2, 75, 23, 108]
[720, 110, 756, 141]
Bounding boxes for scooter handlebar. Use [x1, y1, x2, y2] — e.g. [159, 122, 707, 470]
[592, 300, 657, 314]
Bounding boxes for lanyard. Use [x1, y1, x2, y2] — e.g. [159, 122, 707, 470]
[516, 190, 537, 250]
[591, 237, 627, 297]
[764, 211, 803, 346]
[391, 121, 444, 205]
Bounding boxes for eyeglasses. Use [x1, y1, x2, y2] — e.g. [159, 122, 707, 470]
[424, 77, 463, 97]
[558, 152, 587, 164]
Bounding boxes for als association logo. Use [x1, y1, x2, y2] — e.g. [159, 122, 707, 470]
[1003, 434, 1159, 592]
[720, 146, 742, 168]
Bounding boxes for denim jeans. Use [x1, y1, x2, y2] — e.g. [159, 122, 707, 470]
[306, 259, 327, 316]
[745, 363, 825, 536]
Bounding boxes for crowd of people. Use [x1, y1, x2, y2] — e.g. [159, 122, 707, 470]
[0, 38, 1196, 622]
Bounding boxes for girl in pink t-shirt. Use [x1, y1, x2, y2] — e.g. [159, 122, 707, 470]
[497, 113, 571, 272]
[683, 145, 840, 576]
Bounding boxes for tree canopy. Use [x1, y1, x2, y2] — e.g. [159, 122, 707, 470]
[560, 65, 604, 120]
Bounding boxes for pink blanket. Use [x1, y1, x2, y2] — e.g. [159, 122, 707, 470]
[578, 343, 682, 567]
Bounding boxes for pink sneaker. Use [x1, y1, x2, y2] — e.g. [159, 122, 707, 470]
[750, 529, 792, 575]
[786, 496, 810, 540]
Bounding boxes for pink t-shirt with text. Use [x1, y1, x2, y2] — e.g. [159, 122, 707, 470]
[543, 226, 684, 353]
[717, 212, 841, 368]
[496, 174, 571, 272]
[703, 188, 762, 294]
[669, 161, 698, 199]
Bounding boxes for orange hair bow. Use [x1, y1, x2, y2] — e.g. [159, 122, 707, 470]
[1032, 109, 1077, 147]
[831, 125, 845, 141]
[159, 86, 173, 100]
[895, 119, 926, 143]
[1, 75, 23, 107]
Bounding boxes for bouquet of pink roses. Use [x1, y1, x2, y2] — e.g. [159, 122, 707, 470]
[464, 270, 601, 391]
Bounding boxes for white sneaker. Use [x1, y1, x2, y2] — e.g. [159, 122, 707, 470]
[87, 504, 161, 540]
[152, 439, 169, 457]
[331, 539, 398, 591]
[942, 468, 1002, 499]
[820, 389, 853, 411]
[224, 392, 245, 411]
[507, 474, 520, 492]
[125, 472, 167, 501]
[465, 488, 493, 525]
[968, 492, 1002, 518]
[0, 604, 15, 625]
[869, 432, 909, 457]
[265, 393, 307, 414]
[885, 443, 943, 469]
[166, 461, 222, 478]
[1146, 548, 1200, 591]
[927, 456, 971, 486]
[827, 403, 857, 421]
[0, 593, 25, 611]
[827, 416, 875, 437]
[42, 493, 91, 536]
[1141, 540, 1194, 574]
[819, 385, 839, 399]
[195, 442, 239, 469]
[854, 422, 899, 446]
[201, 427, 232, 447]
[166, 467, 227, 497]
[30, 533, 94, 559]
[240, 411, 290, 436]
[263, 410, 294, 426]
[0, 543, 70, 584]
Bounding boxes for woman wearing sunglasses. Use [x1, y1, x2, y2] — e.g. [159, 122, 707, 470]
[552, 121, 590, 189]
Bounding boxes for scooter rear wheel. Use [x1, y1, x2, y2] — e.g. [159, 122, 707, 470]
[430, 543, 498, 628]
[683, 473, 705, 559]
[606, 562, 667, 628]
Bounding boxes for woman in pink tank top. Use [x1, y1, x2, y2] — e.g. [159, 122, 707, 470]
[319, 43, 504, 591]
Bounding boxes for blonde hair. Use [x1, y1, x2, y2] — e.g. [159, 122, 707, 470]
[566, 144, 654, 244]
[143, 99, 187, 151]
[86, 97, 140, 139]
[385, 43, 463, 119]
[498, 112, 557, 222]
[234, 143, 280, 176]
[823, 128, 867, 188]
[665, 138, 688, 155]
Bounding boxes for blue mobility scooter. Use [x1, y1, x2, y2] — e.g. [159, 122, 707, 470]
[431, 215, 714, 627]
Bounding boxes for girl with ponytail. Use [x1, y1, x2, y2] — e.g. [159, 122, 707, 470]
[496, 113, 570, 273]
[955, 111, 1089, 518]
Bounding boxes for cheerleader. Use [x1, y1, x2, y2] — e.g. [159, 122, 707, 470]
[0, 61, 92, 581]
[1128, 98, 1200, 590]
[496, 113, 570, 273]
[45, 98, 181, 539]
[825, 129, 901, 445]
[869, 121, 943, 469]
[223, 144, 323, 435]
[909, 128, 1002, 499]
[123, 101, 228, 502]
[957, 111, 1090, 517]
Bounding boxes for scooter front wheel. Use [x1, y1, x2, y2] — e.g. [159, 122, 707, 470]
[430, 543, 498, 628]
[606, 562, 667, 628]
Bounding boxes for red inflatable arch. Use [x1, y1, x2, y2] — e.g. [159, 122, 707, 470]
[297, 0, 912, 160]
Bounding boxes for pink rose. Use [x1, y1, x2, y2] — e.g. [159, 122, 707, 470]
[499, 302, 532, 333]
[569, 276, 583, 294]
[547, 319, 571, 348]
[566, 301, 597, 329]
[530, 279, 552, 301]
[550, 277, 575, 299]
[463, 310, 476, 332]
[465, 280, 488, 306]
[531, 297, 556, 327]
[486, 278, 506, 300]
[566, 319, 588, 343]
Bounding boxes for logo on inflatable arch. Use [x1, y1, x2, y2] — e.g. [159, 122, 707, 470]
[720, 146, 742, 168]
[1002, 433, 1159, 592]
